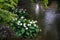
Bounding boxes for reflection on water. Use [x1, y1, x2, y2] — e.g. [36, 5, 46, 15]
[44, 8, 59, 40]
[35, 3, 39, 15]
[45, 9, 56, 31]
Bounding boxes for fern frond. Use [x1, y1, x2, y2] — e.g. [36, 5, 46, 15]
[0, 8, 17, 24]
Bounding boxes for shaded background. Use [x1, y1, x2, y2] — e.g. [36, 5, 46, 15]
[17, 0, 59, 40]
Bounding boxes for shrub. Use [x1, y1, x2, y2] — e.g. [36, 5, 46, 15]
[10, 16, 40, 38]
[13, 8, 30, 19]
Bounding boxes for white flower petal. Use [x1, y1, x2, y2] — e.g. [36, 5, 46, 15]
[24, 19, 26, 21]
[33, 22, 35, 23]
[27, 24, 30, 26]
[21, 16, 24, 19]
[24, 23, 26, 25]
[23, 23, 26, 27]
[23, 11, 25, 13]
[35, 21, 37, 23]
[28, 20, 30, 22]
[19, 23, 22, 25]
[25, 27, 28, 30]
[27, 24, 31, 26]
[17, 23, 20, 25]
[15, 18, 17, 20]
[24, 26, 27, 27]
[30, 22, 32, 24]
[40, 29, 42, 32]
[18, 21, 21, 23]
[21, 9, 23, 10]
[34, 24, 36, 26]
[29, 24, 31, 26]
[24, 9, 26, 11]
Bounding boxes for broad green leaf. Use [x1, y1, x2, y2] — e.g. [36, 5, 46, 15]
[29, 26, 35, 29]
[21, 28, 25, 34]
[26, 32, 29, 36]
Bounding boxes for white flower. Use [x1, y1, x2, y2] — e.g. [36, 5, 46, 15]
[28, 20, 30, 22]
[24, 19, 26, 21]
[19, 23, 22, 25]
[15, 18, 17, 20]
[29, 24, 31, 26]
[25, 27, 28, 30]
[24, 23, 26, 26]
[21, 16, 24, 19]
[40, 29, 42, 32]
[18, 21, 21, 23]
[23, 23, 26, 27]
[34, 24, 36, 26]
[27, 24, 30, 26]
[33, 21, 36, 23]
[21, 9, 23, 10]
[30, 22, 32, 24]
[17, 23, 20, 25]
[23, 11, 25, 13]
[17, 21, 21, 25]
[27, 24, 31, 26]
[24, 26, 27, 27]
[35, 21, 37, 23]
[24, 9, 26, 11]
[13, 19, 15, 21]
[31, 20, 35, 23]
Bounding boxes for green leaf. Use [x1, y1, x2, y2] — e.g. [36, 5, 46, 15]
[35, 29, 40, 33]
[0, 3, 3, 8]
[29, 26, 35, 29]
[0, 0, 5, 2]
[26, 32, 29, 36]
[21, 28, 25, 34]
[13, 0, 18, 4]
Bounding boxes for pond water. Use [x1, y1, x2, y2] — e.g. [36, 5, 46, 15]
[44, 8, 59, 40]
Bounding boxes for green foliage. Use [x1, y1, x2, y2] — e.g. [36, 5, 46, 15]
[0, 0, 18, 10]
[0, 0, 5, 2]
[42, 0, 48, 8]
[10, 16, 40, 38]
[13, 0, 18, 4]
[0, 0, 18, 24]
[13, 8, 30, 19]
[0, 9, 17, 24]
[0, 0, 40, 38]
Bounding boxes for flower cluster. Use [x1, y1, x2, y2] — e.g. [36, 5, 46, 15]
[13, 8, 30, 19]
[10, 16, 40, 38]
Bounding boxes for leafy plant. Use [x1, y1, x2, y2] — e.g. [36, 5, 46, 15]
[0, 0, 18, 24]
[10, 16, 40, 38]
[42, 0, 48, 8]
[0, 9, 17, 24]
[13, 8, 30, 19]
[0, 0, 18, 10]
